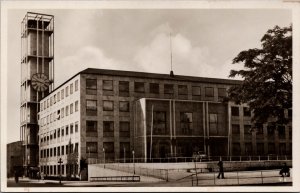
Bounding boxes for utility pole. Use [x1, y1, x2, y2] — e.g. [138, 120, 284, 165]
[132, 150, 135, 175]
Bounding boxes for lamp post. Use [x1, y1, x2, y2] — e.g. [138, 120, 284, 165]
[132, 150, 135, 175]
[103, 148, 105, 168]
[58, 158, 63, 185]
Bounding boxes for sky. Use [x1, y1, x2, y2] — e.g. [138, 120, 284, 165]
[5, 8, 292, 143]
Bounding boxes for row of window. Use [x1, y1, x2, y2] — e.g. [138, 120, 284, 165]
[86, 100, 129, 115]
[232, 142, 292, 155]
[40, 122, 79, 143]
[231, 107, 292, 118]
[40, 101, 79, 126]
[86, 120, 130, 137]
[86, 79, 227, 98]
[40, 143, 78, 158]
[40, 80, 79, 112]
[40, 164, 78, 176]
[86, 142, 130, 155]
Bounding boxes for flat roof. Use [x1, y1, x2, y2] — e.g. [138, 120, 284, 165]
[43, 68, 242, 100]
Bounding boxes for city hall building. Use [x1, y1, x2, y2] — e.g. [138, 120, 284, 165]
[37, 68, 292, 177]
[19, 12, 292, 178]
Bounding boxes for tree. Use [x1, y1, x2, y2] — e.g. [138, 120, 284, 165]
[228, 25, 292, 126]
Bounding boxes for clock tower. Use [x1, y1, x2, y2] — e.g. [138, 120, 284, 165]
[20, 12, 54, 176]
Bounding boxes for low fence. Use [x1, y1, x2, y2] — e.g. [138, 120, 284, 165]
[191, 169, 292, 186]
[90, 176, 140, 182]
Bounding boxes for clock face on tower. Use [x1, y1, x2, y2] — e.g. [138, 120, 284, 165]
[31, 73, 51, 92]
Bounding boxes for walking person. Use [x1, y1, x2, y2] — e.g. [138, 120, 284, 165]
[217, 157, 225, 179]
[14, 170, 19, 184]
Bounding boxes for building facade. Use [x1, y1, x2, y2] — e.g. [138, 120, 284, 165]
[37, 68, 292, 178]
[7, 141, 24, 177]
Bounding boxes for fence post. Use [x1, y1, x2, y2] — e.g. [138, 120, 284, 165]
[261, 171, 263, 184]
[237, 171, 239, 185]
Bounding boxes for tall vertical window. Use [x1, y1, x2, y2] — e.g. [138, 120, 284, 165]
[103, 121, 114, 137]
[149, 83, 159, 94]
[243, 107, 251, 117]
[218, 88, 226, 101]
[65, 86, 69, 97]
[70, 123, 74, 134]
[86, 121, 97, 132]
[75, 122, 79, 133]
[75, 80, 79, 91]
[61, 126, 64, 136]
[61, 107, 64, 118]
[66, 125, 69, 135]
[103, 142, 114, 161]
[205, 87, 214, 97]
[164, 84, 174, 94]
[180, 112, 193, 135]
[103, 80, 113, 91]
[75, 101, 79, 112]
[70, 103, 74, 114]
[119, 101, 129, 112]
[119, 81, 129, 96]
[103, 101, 114, 111]
[70, 83, 74, 94]
[86, 79, 97, 95]
[61, 89, 64, 100]
[66, 105, 69, 116]
[86, 100, 97, 116]
[209, 113, 218, 135]
[153, 111, 166, 134]
[53, 94, 56, 104]
[278, 126, 285, 139]
[119, 121, 130, 137]
[57, 91, 60, 102]
[134, 82, 145, 93]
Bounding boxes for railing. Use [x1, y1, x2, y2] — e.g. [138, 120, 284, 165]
[90, 175, 140, 182]
[191, 169, 292, 186]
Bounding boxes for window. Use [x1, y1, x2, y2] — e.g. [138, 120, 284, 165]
[103, 101, 113, 111]
[40, 103, 43, 112]
[66, 145, 69, 154]
[209, 114, 218, 134]
[61, 127, 64, 136]
[54, 94, 56, 104]
[57, 110, 60, 120]
[66, 125, 69, 135]
[244, 125, 252, 138]
[218, 88, 226, 101]
[103, 80, 113, 91]
[70, 83, 73, 94]
[50, 148, 53, 157]
[279, 143, 286, 155]
[54, 147, 56, 156]
[243, 107, 251, 117]
[65, 86, 69, 97]
[75, 143, 78, 153]
[61, 89, 64, 100]
[86, 142, 98, 153]
[103, 142, 114, 153]
[267, 124, 275, 135]
[103, 121, 114, 137]
[75, 101, 79, 112]
[134, 82, 145, 93]
[66, 105, 69, 116]
[61, 108, 64, 118]
[178, 85, 188, 95]
[86, 79, 97, 95]
[278, 126, 285, 139]
[268, 143, 275, 154]
[164, 84, 174, 94]
[86, 121, 97, 132]
[57, 128, 60, 138]
[119, 81, 129, 96]
[70, 123, 74, 134]
[44, 101, 46, 110]
[119, 101, 129, 112]
[149, 83, 159, 94]
[180, 112, 193, 135]
[120, 121, 130, 137]
[153, 111, 166, 135]
[50, 97, 53, 106]
[61, 146, 64, 155]
[47, 99, 49, 108]
[205, 87, 214, 97]
[70, 103, 74, 114]
[245, 143, 252, 155]
[232, 124, 240, 134]
[75, 122, 79, 133]
[120, 142, 130, 159]
[75, 80, 78, 91]
[255, 123, 263, 134]
[86, 100, 97, 116]
[231, 107, 239, 116]
[257, 143, 264, 155]
[232, 143, 241, 156]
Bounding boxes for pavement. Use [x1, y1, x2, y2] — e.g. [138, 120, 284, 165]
[6, 168, 292, 187]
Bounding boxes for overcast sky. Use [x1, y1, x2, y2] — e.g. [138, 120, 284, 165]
[6, 8, 291, 143]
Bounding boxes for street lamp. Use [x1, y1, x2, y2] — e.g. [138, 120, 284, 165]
[58, 158, 63, 185]
[103, 148, 105, 168]
[132, 150, 135, 175]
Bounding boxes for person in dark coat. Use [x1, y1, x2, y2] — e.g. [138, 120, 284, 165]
[217, 157, 225, 179]
[14, 170, 19, 183]
[280, 163, 290, 177]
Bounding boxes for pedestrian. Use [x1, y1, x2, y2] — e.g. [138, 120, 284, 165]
[279, 163, 290, 177]
[217, 157, 225, 179]
[14, 170, 19, 184]
[41, 171, 44, 181]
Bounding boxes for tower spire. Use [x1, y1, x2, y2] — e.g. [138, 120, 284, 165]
[169, 32, 174, 77]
